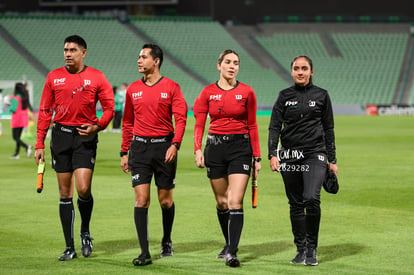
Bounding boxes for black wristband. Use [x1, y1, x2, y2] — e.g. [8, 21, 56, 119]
[254, 157, 262, 162]
[120, 151, 128, 157]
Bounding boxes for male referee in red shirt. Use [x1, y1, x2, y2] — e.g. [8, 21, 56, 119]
[34, 35, 114, 261]
[120, 44, 187, 266]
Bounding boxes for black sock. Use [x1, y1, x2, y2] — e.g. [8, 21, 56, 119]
[217, 208, 229, 245]
[77, 195, 94, 234]
[228, 209, 244, 255]
[134, 207, 149, 256]
[59, 198, 75, 249]
[161, 203, 175, 243]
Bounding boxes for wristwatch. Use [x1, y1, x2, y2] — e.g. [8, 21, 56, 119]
[172, 142, 180, 150]
[254, 157, 262, 162]
[120, 151, 128, 157]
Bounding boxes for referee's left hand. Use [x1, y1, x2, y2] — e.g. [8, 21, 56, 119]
[77, 124, 99, 137]
[165, 145, 177, 163]
[329, 163, 338, 176]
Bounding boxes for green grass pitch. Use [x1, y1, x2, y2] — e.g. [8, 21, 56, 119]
[0, 115, 413, 274]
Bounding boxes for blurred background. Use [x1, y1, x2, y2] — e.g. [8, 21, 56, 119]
[1, 0, 414, 116]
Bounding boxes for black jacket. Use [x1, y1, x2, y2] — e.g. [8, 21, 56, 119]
[268, 83, 336, 163]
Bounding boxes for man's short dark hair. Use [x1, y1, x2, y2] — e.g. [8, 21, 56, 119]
[65, 35, 87, 49]
[142, 43, 163, 69]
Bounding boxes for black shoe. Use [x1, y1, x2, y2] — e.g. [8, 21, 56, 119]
[58, 247, 77, 261]
[132, 254, 152, 266]
[80, 232, 93, 257]
[217, 245, 228, 259]
[217, 245, 238, 259]
[304, 248, 318, 266]
[225, 254, 240, 267]
[290, 249, 306, 264]
[160, 241, 173, 257]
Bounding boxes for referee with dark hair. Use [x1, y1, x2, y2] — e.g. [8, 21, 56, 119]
[268, 55, 338, 266]
[35, 35, 115, 261]
[120, 44, 187, 266]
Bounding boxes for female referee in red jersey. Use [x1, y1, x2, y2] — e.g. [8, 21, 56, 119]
[120, 44, 187, 266]
[193, 49, 261, 268]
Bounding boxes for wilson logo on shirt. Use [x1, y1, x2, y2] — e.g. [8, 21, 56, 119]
[160, 93, 168, 99]
[72, 80, 91, 96]
[308, 100, 316, 107]
[235, 95, 242, 101]
[210, 94, 222, 101]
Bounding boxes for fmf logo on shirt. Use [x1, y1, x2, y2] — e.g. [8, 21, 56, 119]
[285, 101, 298, 106]
[210, 94, 222, 101]
[54, 78, 66, 85]
[132, 91, 143, 100]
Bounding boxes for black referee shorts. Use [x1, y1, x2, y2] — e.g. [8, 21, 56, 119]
[128, 134, 176, 189]
[50, 123, 98, 173]
[204, 134, 253, 179]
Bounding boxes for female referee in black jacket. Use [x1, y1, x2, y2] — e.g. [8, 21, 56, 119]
[268, 55, 338, 266]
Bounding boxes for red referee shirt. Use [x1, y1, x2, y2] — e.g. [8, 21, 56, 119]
[36, 66, 115, 149]
[121, 76, 188, 152]
[193, 81, 261, 158]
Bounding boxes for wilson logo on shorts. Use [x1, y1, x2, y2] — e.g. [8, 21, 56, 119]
[243, 164, 250, 171]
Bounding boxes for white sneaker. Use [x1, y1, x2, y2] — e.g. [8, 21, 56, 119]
[27, 146, 33, 158]
[10, 154, 20, 159]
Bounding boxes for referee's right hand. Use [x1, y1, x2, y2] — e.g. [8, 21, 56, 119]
[194, 149, 205, 168]
[121, 155, 130, 173]
[34, 149, 45, 165]
[269, 156, 280, 173]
